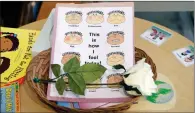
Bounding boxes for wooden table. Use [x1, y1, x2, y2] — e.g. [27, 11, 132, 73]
[20, 18, 194, 112]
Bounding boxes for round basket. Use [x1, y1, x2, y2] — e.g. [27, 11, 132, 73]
[26, 47, 157, 113]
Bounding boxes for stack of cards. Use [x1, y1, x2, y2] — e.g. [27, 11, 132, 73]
[172, 45, 194, 67]
[140, 26, 172, 46]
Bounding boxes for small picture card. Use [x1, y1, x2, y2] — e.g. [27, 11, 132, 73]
[140, 26, 172, 46]
[172, 45, 194, 67]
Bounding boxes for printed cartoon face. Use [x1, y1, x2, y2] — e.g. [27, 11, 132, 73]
[107, 74, 123, 88]
[107, 31, 124, 45]
[64, 32, 83, 45]
[65, 11, 82, 24]
[107, 52, 124, 66]
[0, 37, 13, 52]
[86, 11, 104, 24]
[61, 52, 80, 64]
[0, 33, 19, 52]
[107, 10, 125, 24]
[86, 79, 101, 89]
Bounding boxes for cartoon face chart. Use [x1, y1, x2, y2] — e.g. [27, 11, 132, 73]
[61, 52, 80, 64]
[65, 11, 82, 24]
[107, 31, 124, 45]
[86, 11, 104, 24]
[107, 10, 125, 24]
[49, 6, 134, 101]
[107, 74, 123, 88]
[107, 52, 125, 66]
[64, 31, 83, 45]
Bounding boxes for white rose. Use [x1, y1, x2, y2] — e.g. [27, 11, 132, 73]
[123, 58, 157, 96]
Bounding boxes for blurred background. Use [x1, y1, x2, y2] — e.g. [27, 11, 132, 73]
[0, 1, 194, 42]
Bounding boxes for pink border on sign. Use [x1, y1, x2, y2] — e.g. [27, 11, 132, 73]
[48, 96, 133, 103]
[47, 7, 59, 100]
[47, 2, 135, 102]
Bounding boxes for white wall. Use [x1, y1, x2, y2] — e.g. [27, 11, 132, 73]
[135, 2, 194, 12]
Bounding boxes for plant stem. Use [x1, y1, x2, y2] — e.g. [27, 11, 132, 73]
[35, 73, 122, 86]
[39, 79, 121, 86]
[50, 73, 67, 81]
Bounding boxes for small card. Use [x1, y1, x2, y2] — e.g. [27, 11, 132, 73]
[140, 26, 172, 46]
[172, 45, 194, 67]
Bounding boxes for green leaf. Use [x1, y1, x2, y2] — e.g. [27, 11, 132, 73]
[67, 73, 86, 95]
[76, 63, 106, 83]
[63, 57, 80, 73]
[55, 77, 66, 95]
[146, 93, 159, 103]
[51, 64, 61, 78]
[112, 64, 126, 72]
[158, 88, 171, 95]
[155, 81, 165, 85]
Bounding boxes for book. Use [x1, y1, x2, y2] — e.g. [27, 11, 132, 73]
[0, 27, 39, 86]
[0, 82, 20, 112]
[47, 2, 134, 102]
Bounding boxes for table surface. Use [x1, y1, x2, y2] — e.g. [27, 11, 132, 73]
[20, 17, 194, 112]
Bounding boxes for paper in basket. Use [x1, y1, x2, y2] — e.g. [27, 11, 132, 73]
[47, 2, 135, 102]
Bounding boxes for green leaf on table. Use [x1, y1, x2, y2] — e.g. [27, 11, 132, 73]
[55, 77, 66, 95]
[67, 73, 86, 95]
[51, 64, 61, 78]
[76, 63, 106, 83]
[63, 57, 80, 73]
[112, 64, 126, 72]
[146, 93, 159, 103]
[158, 88, 171, 95]
[155, 81, 165, 85]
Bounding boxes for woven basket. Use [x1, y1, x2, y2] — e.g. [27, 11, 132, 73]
[26, 47, 157, 113]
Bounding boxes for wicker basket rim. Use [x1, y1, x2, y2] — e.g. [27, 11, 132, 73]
[26, 47, 157, 113]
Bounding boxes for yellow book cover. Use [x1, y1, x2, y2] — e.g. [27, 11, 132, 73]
[0, 27, 40, 85]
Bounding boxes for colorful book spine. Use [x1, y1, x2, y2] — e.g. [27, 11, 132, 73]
[0, 82, 20, 112]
